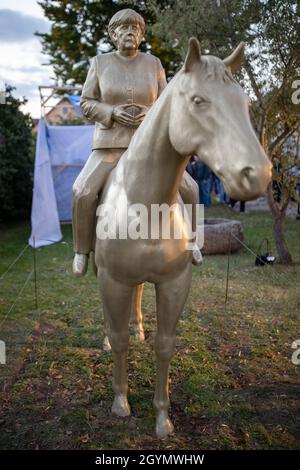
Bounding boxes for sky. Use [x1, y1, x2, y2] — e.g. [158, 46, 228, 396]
[0, 0, 53, 117]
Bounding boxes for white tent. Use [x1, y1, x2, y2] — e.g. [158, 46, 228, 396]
[29, 118, 93, 248]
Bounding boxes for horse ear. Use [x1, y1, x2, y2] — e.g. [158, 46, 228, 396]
[223, 42, 245, 74]
[184, 37, 202, 73]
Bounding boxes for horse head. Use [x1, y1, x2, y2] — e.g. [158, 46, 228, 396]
[169, 38, 272, 200]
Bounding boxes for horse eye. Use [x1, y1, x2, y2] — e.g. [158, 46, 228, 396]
[193, 96, 204, 105]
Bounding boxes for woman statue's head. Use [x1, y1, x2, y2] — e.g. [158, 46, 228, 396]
[108, 9, 145, 52]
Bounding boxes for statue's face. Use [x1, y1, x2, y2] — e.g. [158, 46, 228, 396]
[112, 23, 142, 52]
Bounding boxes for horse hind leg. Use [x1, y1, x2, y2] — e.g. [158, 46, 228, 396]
[154, 263, 192, 439]
[90, 251, 98, 276]
[131, 283, 145, 342]
[103, 314, 112, 351]
[98, 269, 134, 417]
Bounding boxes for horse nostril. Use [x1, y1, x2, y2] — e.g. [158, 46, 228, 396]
[240, 166, 254, 180]
[239, 166, 255, 191]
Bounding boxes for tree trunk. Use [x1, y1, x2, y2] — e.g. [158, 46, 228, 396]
[273, 213, 293, 265]
[267, 184, 293, 265]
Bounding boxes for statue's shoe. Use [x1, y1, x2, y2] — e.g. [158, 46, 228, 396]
[192, 244, 203, 266]
[73, 253, 88, 276]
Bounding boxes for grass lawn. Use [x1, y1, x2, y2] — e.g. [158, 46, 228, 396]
[0, 204, 299, 450]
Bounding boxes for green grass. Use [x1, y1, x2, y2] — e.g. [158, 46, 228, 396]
[0, 204, 299, 450]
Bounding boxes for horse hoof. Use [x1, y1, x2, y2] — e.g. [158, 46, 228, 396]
[112, 395, 131, 417]
[103, 336, 112, 351]
[134, 327, 145, 342]
[155, 415, 174, 439]
[135, 330, 145, 342]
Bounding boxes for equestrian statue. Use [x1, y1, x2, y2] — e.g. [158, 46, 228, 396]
[72, 9, 271, 438]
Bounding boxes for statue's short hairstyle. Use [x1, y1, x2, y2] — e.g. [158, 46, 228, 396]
[108, 9, 145, 44]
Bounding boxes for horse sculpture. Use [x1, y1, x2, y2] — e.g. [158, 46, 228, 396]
[94, 38, 272, 438]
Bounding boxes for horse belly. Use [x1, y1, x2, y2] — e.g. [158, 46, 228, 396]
[95, 237, 191, 285]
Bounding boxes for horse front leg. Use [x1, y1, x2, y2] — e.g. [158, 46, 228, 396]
[103, 283, 144, 350]
[154, 263, 192, 438]
[131, 283, 145, 342]
[98, 269, 134, 417]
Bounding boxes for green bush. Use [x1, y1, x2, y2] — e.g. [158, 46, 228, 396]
[0, 85, 34, 221]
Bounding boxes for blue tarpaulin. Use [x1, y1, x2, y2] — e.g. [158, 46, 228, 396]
[29, 118, 93, 248]
[67, 95, 81, 114]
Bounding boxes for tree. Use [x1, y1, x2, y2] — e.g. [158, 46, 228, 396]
[0, 86, 34, 221]
[150, 0, 300, 264]
[37, 0, 180, 86]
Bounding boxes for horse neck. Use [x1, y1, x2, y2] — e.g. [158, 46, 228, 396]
[123, 81, 188, 206]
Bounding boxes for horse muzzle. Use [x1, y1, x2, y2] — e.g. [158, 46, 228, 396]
[220, 161, 272, 201]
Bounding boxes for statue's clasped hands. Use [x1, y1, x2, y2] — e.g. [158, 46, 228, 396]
[112, 103, 148, 127]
